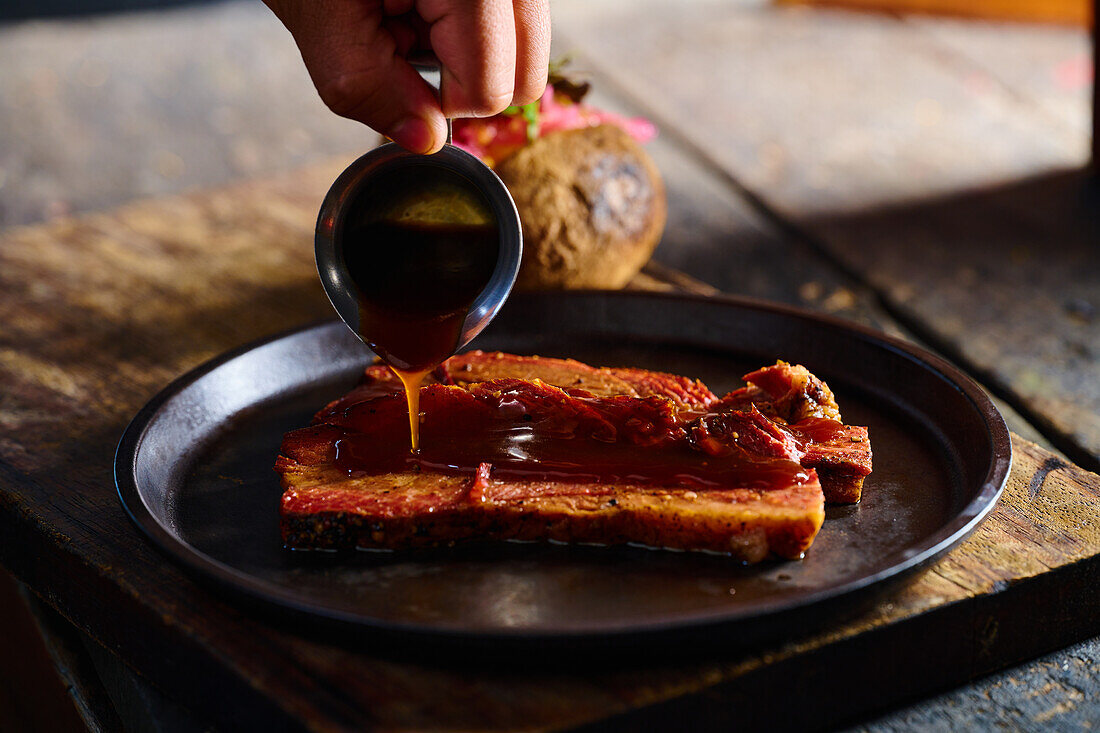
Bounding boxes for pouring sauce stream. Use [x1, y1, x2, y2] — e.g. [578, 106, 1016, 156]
[340, 173, 499, 452]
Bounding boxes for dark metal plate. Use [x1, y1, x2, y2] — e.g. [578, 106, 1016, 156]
[115, 292, 1010, 645]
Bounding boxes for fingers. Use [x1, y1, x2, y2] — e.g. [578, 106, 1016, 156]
[321, 60, 447, 154]
[421, 0, 517, 118]
[266, 0, 448, 153]
[265, 0, 552, 151]
[381, 15, 420, 57]
[510, 0, 551, 106]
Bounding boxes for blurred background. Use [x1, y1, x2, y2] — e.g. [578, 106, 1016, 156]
[0, 0, 1091, 228]
[0, 0, 1095, 730]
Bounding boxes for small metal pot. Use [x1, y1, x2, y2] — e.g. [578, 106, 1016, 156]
[314, 63, 522, 352]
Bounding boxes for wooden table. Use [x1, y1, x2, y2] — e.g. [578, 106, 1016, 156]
[1, 1, 1098, 729]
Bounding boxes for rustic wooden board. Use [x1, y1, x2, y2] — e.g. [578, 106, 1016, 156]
[1, 160, 1099, 731]
[554, 0, 1100, 471]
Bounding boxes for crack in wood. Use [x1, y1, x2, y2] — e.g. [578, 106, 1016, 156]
[1028, 456, 1070, 500]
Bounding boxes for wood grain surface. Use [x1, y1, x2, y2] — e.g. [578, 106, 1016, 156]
[1, 158, 1099, 731]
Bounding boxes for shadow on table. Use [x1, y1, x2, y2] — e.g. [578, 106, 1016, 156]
[795, 167, 1100, 471]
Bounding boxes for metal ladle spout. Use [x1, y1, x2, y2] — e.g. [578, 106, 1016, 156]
[314, 61, 522, 353]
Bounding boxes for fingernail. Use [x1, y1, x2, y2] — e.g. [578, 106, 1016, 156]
[391, 116, 434, 154]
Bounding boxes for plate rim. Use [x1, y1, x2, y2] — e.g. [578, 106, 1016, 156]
[115, 290, 1012, 641]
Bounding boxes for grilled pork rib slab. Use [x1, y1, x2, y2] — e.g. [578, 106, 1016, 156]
[277, 354, 871, 560]
[279, 466, 824, 562]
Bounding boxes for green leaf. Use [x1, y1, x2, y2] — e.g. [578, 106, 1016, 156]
[520, 101, 540, 142]
[498, 101, 540, 141]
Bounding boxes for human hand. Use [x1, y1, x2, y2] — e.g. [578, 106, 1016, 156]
[264, 0, 551, 154]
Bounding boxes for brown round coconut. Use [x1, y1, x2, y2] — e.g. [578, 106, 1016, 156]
[494, 124, 666, 290]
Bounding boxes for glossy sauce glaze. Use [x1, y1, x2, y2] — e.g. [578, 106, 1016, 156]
[327, 380, 816, 491]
